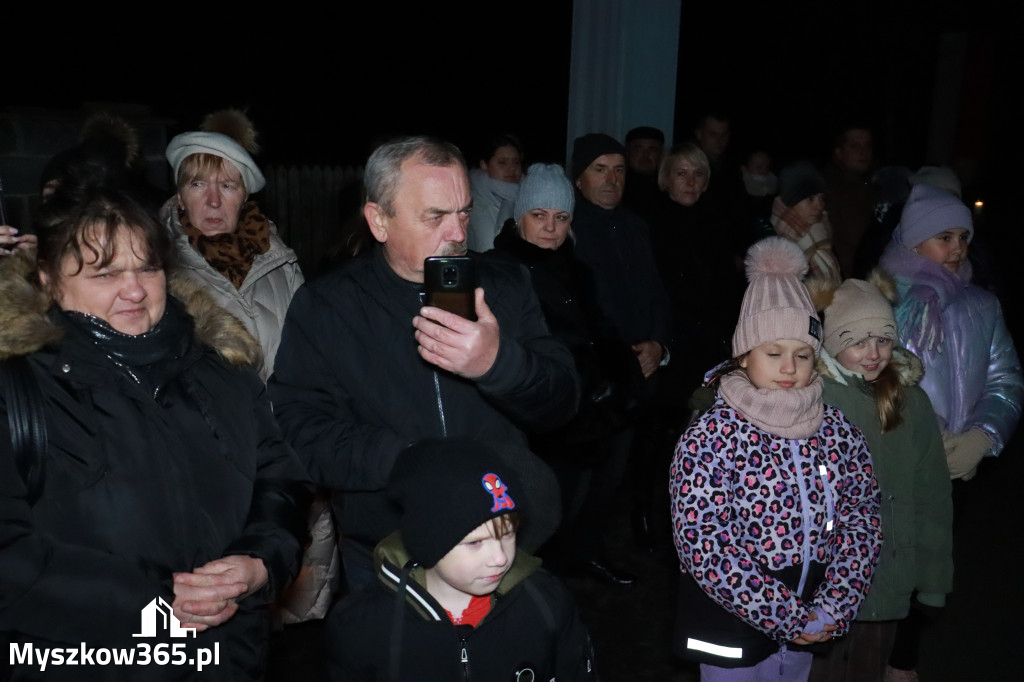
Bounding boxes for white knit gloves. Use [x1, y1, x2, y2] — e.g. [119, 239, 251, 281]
[942, 428, 992, 481]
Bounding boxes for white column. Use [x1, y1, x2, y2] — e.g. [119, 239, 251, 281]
[567, 0, 681, 163]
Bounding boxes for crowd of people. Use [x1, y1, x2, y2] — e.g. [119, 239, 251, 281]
[1, 109, 1021, 682]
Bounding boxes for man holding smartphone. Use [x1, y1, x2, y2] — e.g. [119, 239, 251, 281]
[269, 136, 579, 590]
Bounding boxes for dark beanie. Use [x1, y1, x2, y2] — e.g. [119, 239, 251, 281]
[388, 439, 560, 567]
[779, 162, 827, 207]
[571, 133, 626, 180]
[625, 126, 665, 145]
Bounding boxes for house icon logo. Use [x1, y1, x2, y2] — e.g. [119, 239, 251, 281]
[132, 597, 197, 638]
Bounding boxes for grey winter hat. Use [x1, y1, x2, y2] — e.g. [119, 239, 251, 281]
[779, 162, 827, 207]
[166, 131, 266, 193]
[909, 165, 961, 198]
[513, 163, 575, 222]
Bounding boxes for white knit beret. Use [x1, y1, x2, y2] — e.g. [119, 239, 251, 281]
[165, 131, 265, 193]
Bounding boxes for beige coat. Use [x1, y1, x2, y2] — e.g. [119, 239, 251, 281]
[161, 198, 304, 381]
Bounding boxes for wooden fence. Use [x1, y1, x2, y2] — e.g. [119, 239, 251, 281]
[261, 164, 364, 278]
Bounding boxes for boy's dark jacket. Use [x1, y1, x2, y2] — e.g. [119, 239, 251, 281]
[327, 532, 595, 681]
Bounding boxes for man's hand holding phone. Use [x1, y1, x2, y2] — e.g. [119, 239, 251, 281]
[414, 288, 500, 379]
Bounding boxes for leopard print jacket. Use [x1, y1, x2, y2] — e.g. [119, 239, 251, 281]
[670, 396, 882, 644]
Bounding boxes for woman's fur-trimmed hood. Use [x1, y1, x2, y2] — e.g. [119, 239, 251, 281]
[0, 251, 260, 366]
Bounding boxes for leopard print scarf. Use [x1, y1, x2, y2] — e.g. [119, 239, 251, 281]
[181, 201, 271, 289]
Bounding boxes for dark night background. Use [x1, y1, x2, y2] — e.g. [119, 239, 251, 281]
[9, 1, 1021, 170]
[7, 0, 1022, 321]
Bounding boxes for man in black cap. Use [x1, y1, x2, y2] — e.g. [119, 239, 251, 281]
[565, 133, 673, 585]
[571, 133, 672, 381]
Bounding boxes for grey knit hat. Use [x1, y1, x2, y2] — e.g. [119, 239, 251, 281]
[823, 279, 897, 357]
[779, 161, 827, 207]
[513, 163, 575, 222]
[733, 237, 822, 356]
[165, 131, 266, 193]
[909, 165, 961, 198]
[893, 183, 973, 249]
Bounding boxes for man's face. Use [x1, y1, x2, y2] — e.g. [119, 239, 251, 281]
[695, 117, 731, 159]
[834, 129, 873, 174]
[364, 159, 471, 283]
[626, 138, 663, 175]
[576, 153, 626, 210]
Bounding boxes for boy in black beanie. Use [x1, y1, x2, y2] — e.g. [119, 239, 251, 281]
[326, 439, 595, 681]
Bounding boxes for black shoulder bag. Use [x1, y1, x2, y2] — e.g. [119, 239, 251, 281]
[2, 356, 47, 502]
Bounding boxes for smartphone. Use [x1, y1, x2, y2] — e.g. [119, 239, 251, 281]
[424, 256, 478, 321]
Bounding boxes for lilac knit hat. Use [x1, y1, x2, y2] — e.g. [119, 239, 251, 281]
[893, 183, 972, 248]
[733, 237, 822, 356]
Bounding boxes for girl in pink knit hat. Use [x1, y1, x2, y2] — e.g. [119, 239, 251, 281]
[670, 236, 882, 682]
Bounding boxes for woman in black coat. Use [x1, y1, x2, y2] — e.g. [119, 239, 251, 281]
[490, 163, 641, 584]
[0, 188, 310, 681]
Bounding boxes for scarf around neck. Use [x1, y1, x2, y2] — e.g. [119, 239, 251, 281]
[58, 297, 193, 391]
[718, 369, 824, 439]
[181, 200, 271, 289]
[770, 196, 841, 283]
[878, 240, 972, 354]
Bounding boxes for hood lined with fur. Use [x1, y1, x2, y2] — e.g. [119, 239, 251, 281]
[0, 251, 260, 366]
[817, 345, 924, 388]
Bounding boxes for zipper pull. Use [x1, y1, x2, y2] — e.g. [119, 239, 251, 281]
[460, 647, 468, 664]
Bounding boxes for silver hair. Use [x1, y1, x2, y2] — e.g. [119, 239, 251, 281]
[364, 136, 467, 216]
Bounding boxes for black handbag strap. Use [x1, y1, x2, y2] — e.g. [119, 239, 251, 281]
[2, 355, 48, 502]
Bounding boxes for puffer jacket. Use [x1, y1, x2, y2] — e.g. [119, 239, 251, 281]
[819, 347, 953, 620]
[0, 252, 311, 681]
[879, 242, 1023, 455]
[161, 197, 304, 382]
[670, 390, 882, 668]
[326, 533, 595, 682]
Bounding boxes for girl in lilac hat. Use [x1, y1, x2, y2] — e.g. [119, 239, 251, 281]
[879, 183, 1023, 483]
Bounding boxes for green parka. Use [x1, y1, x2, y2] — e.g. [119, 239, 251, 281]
[819, 347, 953, 620]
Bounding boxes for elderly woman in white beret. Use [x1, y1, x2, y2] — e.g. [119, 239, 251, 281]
[162, 110, 303, 381]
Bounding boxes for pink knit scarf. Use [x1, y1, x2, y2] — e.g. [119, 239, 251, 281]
[718, 370, 824, 439]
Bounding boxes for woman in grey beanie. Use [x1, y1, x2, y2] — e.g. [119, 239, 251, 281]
[491, 163, 644, 585]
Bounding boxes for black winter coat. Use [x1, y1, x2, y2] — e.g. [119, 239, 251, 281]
[326, 533, 596, 682]
[491, 221, 644, 455]
[0, 258, 310, 681]
[268, 248, 579, 551]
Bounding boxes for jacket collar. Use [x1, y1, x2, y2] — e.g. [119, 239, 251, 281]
[0, 250, 260, 367]
[373, 531, 541, 622]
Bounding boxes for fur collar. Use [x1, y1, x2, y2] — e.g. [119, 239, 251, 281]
[0, 251, 260, 366]
[816, 346, 924, 388]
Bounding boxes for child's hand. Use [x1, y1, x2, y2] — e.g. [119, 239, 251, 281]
[791, 609, 837, 645]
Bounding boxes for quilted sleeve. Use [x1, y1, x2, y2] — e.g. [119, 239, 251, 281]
[670, 410, 814, 643]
